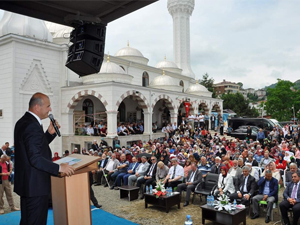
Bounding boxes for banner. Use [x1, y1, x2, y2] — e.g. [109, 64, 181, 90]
[184, 102, 190, 116]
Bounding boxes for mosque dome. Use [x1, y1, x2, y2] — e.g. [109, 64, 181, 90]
[0, 11, 52, 42]
[114, 42, 149, 65]
[82, 54, 133, 84]
[45, 21, 72, 44]
[150, 71, 182, 92]
[155, 56, 182, 74]
[185, 81, 212, 97]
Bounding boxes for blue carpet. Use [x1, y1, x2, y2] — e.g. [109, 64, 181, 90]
[0, 206, 138, 225]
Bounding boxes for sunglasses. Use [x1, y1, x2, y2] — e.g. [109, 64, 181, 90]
[151, 159, 156, 161]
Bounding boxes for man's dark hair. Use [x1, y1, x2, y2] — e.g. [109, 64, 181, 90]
[65, 150, 69, 154]
[292, 171, 300, 178]
[29, 93, 45, 108]
[265, 170, 272, 175]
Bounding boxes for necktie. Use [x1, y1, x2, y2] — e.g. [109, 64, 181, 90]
[241, 177, 245, 191]
[172, 166, 176, 179]
[41, 124, 43, 130]
[189, 171, 195, 182]
[132, 163, 137, 171]
[148, 164, 154, 176]
[291, 183, 298, 199]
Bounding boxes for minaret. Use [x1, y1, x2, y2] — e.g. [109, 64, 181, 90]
[167, 0, 195, 79]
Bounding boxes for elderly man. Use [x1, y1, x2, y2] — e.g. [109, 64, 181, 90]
[228, 160, 242, 178]
[177, 162, 202, 207]
[285, 163, 299, 187]
[103, 153, 119, 187]
[122, 157, 139, 185]
[128, 156, 149, 186]
[259, 151, 274, 168]
[251, 170, 278, 223]
[164, 158, 184, 190]
[247, 154, 258, 167]
[138, 156, 158, 199]
[230, 166, 257, 206]
[280, 171, 300, 225]
[94, 153, 108, 186]
[155, 161, 169, 182]
[246, 162, 259, 181]
[0, 154, 19, 214]
[91, 140, 99, 151]
[210, 157, 225, 174]
[110, 154, 129, 190]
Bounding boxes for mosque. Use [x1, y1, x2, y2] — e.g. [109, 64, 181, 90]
[0, 0, 222, 154]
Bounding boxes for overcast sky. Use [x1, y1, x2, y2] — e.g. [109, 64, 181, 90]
[0, 0, 299, 89]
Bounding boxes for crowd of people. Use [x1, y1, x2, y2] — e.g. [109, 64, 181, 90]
[55, 119, 300, 225]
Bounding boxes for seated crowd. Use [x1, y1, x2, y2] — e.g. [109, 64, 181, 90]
[61, 121, 300, 225]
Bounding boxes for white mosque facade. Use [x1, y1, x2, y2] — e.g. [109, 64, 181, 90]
[0, 0, 223, 154]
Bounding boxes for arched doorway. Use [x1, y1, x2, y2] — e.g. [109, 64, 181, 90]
[152, 99, 172, 129]
[198, 103, 209, 115]
[82, 99, 94, 123]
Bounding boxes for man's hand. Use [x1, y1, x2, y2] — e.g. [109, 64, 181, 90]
[59, 163, 75, 177]
[128, 170, 133, 173]
[48, 119, 61, 135]
[263, 195, 268, 201]
[136, 173, 139, 177]
[109, 170, 114, 174]
[288, 198, 294, 204]
[238, 192, 242, 198]
[244, 194, 250, 200]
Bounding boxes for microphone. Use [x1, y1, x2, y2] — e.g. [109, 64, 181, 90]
[48, 114, 61, 137]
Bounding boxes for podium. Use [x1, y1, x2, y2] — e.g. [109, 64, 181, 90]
[51, 154, 99, 225]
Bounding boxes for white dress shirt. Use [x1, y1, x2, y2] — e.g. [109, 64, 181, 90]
[168, 165, 184, 181]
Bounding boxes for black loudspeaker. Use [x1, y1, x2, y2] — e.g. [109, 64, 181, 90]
[66, 23, 106, 77]
[66, 51, 103, 77]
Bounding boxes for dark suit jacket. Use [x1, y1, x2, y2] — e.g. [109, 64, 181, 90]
[98, 158, 108, 169]
[186, 169, 202, 186]
[145, 162, 157, 179]
[249, 159, 258, 167]
[283, 181, 300, 202]
[234, 174, 256, 196]
[14, 112, 59, 197]
[210, 163, 225, 174]
[258, 177, 278, 202]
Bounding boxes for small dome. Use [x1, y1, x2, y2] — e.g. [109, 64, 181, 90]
[185, 81, 212, 97]
[0, 11, 52, 42]
[115, 46, 144, 57]
[156, 58, 178, 69]
[99, 60, 125, 74]
[150, 71, 182, 92]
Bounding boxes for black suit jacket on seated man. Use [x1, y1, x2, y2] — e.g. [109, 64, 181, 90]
[230, 173, 257, 205]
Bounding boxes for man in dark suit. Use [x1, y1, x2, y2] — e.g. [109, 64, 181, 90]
[251, 170, 278, 223]
[230, 166, 257, 206]
[210, 157, 224, 174]
[137, 156, 157, 199]
[280, 171, 300, 225]
[247, 155, 258, 167]
[14, 93, 74, 225]
[246, 126, 252, 139]
[94, 153, 108, 186]
[177, 162, 202, 207]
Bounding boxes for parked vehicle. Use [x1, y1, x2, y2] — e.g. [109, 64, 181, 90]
[228, 125, 259, 140]
[228, 118, 276, 132]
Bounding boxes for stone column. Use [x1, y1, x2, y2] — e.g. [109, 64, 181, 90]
[143, 112, 152, 135]
[170, 112, 178, 124]
[106, 111, 118, 138]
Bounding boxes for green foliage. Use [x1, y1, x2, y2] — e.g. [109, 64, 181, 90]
[237, 82, 243, 89]
[247, 93, 259, 102]
[265, 79, 300, 121]
[221, 92, 259, 117]
[199, 73, 217, 98]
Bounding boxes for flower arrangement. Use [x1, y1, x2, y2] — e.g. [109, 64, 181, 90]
[152, 180, 166, 198]
[214, 194, 233, 212]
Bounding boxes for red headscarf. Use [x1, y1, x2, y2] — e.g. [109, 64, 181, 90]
[220, 166, 228, 177]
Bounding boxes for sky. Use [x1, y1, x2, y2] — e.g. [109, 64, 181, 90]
[0, 0, 299, 89]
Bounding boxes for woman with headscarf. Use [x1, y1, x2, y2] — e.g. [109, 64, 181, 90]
[275, 153, 287, 171]
[160, 150, 169, 166]
[52, 152, 60, 161]
[214, 166, 235, 197]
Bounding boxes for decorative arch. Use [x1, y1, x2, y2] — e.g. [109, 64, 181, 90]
[198, 100, 209, 114]
[142, 71, 149, 87]
[66, 90, 108, 112]
[151, 94, 176, 114]
[115, 90, 150, 112]
[179, 80, 184, 93]
[211, 101, 222, 113]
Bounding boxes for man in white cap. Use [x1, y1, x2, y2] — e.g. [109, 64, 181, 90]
[210, 157, 225, 174]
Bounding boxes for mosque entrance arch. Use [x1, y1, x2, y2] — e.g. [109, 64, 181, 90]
[152, 97, 175, 129]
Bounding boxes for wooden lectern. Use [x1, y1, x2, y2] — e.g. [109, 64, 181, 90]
[51, 154, 99, 225]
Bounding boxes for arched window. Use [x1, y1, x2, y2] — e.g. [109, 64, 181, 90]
[82, 99, 94, 123]
[120, 65, 125, 71]
[142, 72, 149, 87]
[179, 80, 184, 93]
[118, 102, 126, 122]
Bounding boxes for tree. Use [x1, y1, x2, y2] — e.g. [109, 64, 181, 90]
[199, 73, 217, 98]
[247, 93, 258, 102]
[221, 92, 259, 117]
[265, 79, 300, 121]
[237, 82, 243, 89]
